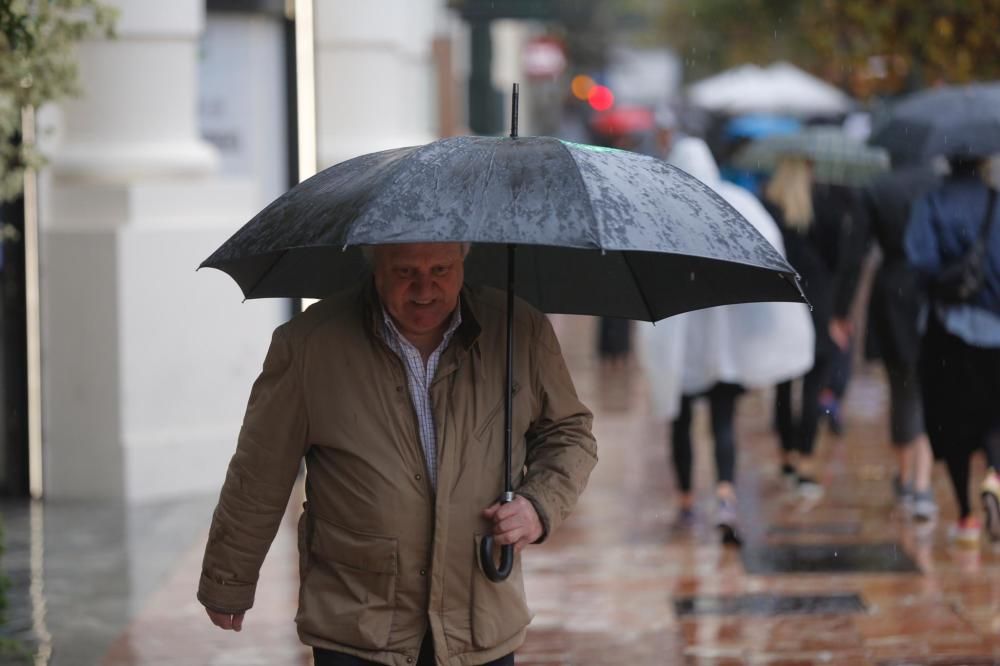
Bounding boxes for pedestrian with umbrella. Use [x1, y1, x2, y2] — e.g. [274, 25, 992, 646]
[831, 156, 943, 523]
[196, 87, 805, 664]
[872, 82, 1000, 546]
[734, 126, 884, 494]
[905, 154, 1000, 547]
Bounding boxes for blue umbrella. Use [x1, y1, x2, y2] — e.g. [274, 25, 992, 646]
[726, 114, 801, 140]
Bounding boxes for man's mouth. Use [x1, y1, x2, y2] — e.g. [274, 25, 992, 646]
[412, 299, 434, 306]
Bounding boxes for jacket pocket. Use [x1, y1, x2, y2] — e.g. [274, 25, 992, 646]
[470, 534, 533, 649]
[474, 382, 521, 442]
[296, 515, 399, 650]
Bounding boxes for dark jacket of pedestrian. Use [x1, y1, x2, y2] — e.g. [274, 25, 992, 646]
[764, 182, 849, 361]
[836, 165, 942, 368]
[906, 170, 1000, 327]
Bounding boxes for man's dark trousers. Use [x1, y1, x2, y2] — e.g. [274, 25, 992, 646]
[313, 634, 515, 666]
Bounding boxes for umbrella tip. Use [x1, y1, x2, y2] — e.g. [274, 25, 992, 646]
[510, 82, 519, 139]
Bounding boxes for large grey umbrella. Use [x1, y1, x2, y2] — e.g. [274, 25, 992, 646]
[203, 139, 802, 318]
[869, 82, 1000, 164]
[202, 87, 805, 582]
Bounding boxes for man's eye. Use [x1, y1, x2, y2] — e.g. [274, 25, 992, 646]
[432, 266, 450, 277]
[397, 268, 413, 278]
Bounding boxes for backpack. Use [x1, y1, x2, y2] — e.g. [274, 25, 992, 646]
[931, 188, 997, 304]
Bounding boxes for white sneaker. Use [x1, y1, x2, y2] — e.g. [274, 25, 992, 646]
[797, 477, 824, 501]
[909, 491, 938, 522]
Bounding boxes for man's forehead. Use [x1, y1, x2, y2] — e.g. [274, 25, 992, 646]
[379, 243, 464, 263]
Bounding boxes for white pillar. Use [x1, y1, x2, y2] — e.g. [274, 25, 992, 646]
[41, 0, 284, 501]
[313, 0, 442, 168]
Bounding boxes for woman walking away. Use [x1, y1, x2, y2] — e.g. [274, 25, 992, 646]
[906, 156, 1000, 547]
[640, 138, 813, 543]
[763, 156, 850, 500]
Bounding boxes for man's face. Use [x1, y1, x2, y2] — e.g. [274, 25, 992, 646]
[373, 243, 465, 341]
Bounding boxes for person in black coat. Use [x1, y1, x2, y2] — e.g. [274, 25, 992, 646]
[832, 162, 942, 521]
[762, 156, 851, 499]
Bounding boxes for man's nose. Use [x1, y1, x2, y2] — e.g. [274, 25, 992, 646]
[411, 274, 434, 298]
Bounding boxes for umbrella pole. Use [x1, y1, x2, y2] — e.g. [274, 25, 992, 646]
[504, 243, 515, 501]
[480, 243, 517, 582]
[480, 84, 520, 582]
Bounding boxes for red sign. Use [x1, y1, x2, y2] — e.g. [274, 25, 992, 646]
[523, 37, 566, 79]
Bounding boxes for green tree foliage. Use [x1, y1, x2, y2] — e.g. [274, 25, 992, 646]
[658, 0, 810, 81]
[0, 0, 117, 202]
[660, 0, 1000, 94]
[799, 0, 1000, 95]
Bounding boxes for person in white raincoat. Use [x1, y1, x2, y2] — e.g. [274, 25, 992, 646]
[639, 137, 814, 540]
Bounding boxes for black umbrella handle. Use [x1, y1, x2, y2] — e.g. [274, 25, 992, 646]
[480, 492, 515, 582]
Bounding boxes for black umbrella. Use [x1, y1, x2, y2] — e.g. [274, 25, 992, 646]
[869, 82, 1000, 165]
[202, 85, 805, 582]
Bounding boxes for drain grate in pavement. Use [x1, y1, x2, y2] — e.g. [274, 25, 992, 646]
[741, 542, 920, 574]
[767, 522, 861, 537]
[674, 593, 867, 617]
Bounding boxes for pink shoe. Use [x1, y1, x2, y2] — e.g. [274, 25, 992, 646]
[981, 470, 1000, 543]
[949, 517, 981, 548]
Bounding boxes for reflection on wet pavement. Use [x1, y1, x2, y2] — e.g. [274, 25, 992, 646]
[766, 523, 862, 537]
[674, 593, 867, 617]
[741, 543, 920, 574]
[1, 315, 998, 664]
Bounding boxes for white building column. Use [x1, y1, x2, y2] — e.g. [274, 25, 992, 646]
[313, 0, 443, 168]
[41, 0, 284, 501]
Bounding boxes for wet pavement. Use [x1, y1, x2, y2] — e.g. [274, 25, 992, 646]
[2, 315, 1000, 665]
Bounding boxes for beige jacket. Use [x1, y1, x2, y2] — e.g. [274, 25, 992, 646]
[198, 283, 597, 665]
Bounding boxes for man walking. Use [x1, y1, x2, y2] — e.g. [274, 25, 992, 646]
[198, 242, 598, 665]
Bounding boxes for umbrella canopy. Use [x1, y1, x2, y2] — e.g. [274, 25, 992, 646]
[687, 62, 854, 118]
[202, 135, 804, 321]
[732, 126, 890, 187]
[869, 82, 1000, 164]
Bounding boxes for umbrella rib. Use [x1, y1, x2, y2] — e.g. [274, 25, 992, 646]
[621, 251, 656, 321]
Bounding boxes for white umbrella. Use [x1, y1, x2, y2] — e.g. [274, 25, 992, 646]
[688, 61, 853, 117]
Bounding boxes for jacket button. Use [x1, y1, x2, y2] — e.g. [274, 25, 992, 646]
[415, 473, 422, 481]
[419, 568, 427, 576]
[406, 659, 413, 664]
